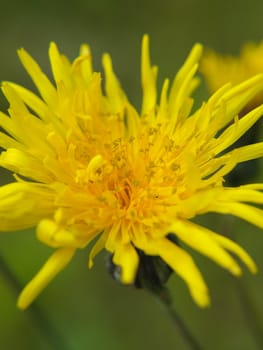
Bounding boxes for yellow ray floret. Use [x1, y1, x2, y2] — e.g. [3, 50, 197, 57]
[17, 248, 75, 309]
[1, 35, 263, 309]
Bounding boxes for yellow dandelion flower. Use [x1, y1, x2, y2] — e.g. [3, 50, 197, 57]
[200, 41, 263, 110]
[1, 36, 263, 310]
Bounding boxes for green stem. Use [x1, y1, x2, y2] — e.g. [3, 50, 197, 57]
[154, 266, 263, 350]
[234, 278, 263, 350]
[155, 288, 203, 350]
[221, 217, 263, 349]
[0, 254, 71, 350]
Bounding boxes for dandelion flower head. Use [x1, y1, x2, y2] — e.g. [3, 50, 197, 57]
[1, 36, 263, 309]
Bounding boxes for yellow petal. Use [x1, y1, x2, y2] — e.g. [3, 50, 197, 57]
[102, 53, 127, 114]
[195, 84, 231, 133]
[79, 44, 93, 82]
[36, 219, 80, 248]
[7, 82, 47, 117]
[168, 63, 198, 126]
[88, 232, 108, 268]
[177, 187, 221, 217]
[213, 74, 263, 131]
[214, 104, 263, 154]
[17, 248, 75, 309]
[171, 220, 243, 276]
[241, 183, 263, 190]
[141, 34, 158, 115]
[203, 149, 239, 182]
[71, 44, 93, 86]
[2, 82, 29, 116]
[125, 103, 141, 137]
[0, 148, 53, 183]
[234, 142, 263, 163]
[142, 238, 210, 308]
[112, 243, 139, 284]
[7, 82, 63, 132]
[220, 187, 263, 204]
[210, 232, 257, 274]
[49, 42, 72, 89]
[1, 83, 59, 152]
[0, 183, 54, 231]
[105, 222, 122, 252]
[211, 202, 263, 230]
[0, 112, 20, 141]
[169, 43, 202, 116]
[17, 48, 57, 107]
[0, 131, 26, 151]
[156, 78, 169, 122]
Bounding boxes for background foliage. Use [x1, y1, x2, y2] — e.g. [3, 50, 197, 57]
[1, 0, 263, 349]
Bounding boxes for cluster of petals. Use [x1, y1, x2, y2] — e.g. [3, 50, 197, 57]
[1, 35, 263, 309]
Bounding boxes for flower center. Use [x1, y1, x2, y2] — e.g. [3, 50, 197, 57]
[115, 180, 132, 209]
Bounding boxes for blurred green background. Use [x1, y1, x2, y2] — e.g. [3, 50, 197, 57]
[1, 0, 263, 349]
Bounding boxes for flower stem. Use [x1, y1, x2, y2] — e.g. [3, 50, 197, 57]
[0, 254, 70, 350]
[221, 217, 263, 348]
[154, 287, 203, 350]
[234, 278, 263, 350]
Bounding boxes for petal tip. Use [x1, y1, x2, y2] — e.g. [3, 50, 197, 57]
[196, 291, 211, 308]
[230, 265, 242, 276]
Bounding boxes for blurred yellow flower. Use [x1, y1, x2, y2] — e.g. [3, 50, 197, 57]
[1, 36, 263, 310]
[200, 41, 263, 110]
